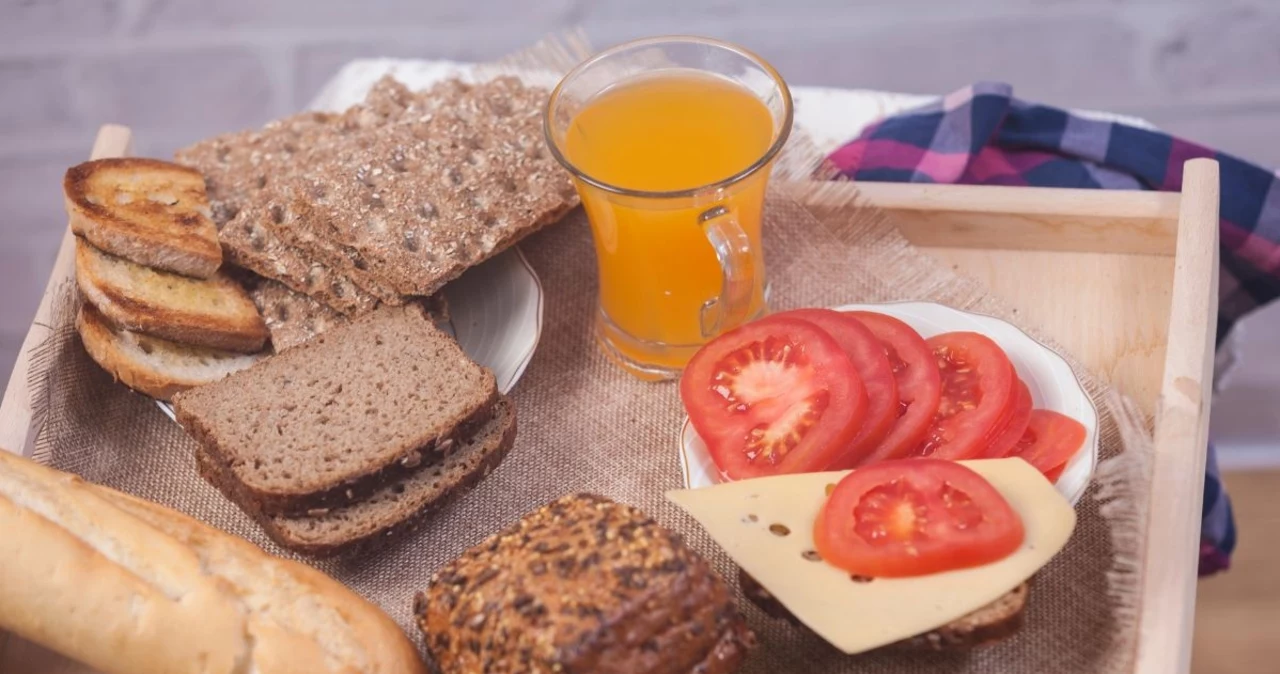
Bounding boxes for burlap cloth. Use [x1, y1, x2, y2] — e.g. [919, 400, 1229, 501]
[25, 177, 1153, 673]
[22, 32, 1155, 674]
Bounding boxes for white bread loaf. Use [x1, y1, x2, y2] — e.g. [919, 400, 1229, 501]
[0, 449, 425, 674]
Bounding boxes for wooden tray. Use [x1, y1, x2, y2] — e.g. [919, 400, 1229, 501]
[0, 125, 1219, 674]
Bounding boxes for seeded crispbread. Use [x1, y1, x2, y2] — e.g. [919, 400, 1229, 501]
[172, 303, 498, 515]
[196, 396, 516, 556]
[250, 278, 452, 352]
[284, 75, 578, 297]
[175, 114, 396, 313]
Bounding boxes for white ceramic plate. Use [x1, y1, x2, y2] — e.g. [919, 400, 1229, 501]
[678, 301, 1099, 505]
[157, 247, 542, 420]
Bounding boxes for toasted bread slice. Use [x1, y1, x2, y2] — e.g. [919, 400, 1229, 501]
[77, 302, 263, 401]
[739, 570, 1027, 652]
[65, 158, 222, 278]
[75, 238, 268, 353]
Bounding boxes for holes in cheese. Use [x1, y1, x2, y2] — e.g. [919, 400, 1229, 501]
[665, 458, 1076, 655]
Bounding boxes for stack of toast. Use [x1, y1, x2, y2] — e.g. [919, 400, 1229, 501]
[172, 303, 516, 556]
[66, 158, 269, 400]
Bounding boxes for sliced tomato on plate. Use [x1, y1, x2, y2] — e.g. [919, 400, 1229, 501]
[680, 317, 868, 480]
[814, 459, 1025, 578]
[913, 332, 1015, 460]
[761, 309, 898, 469]
[843, 311, 942, 466]
[1005, 409, 1086, 478]
[1043, 464, 1067, 484]
[982, 378, 1033, 458]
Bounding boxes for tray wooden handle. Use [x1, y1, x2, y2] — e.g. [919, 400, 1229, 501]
[1135, 158, 1220, 674]
[0, 125, 133, 459]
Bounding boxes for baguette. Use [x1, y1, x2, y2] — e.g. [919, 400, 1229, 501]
[0, 449, 426, 674]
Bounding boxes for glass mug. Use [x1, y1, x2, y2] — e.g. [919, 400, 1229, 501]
[545, 36, 793, 380]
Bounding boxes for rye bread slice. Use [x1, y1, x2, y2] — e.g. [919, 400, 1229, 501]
[197, 396, 515, 557]
[172, 303, 498, 515]
[738, 570, 1028, 652]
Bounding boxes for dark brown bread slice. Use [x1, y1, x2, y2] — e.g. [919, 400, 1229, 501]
[196, 397, 515, 557]
[739, 570, 1028, 652]
[172, 303, 498, 515]
[414, 493, 756, 674]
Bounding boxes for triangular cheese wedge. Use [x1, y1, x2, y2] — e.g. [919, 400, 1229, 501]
[666, 458, 1076, 654]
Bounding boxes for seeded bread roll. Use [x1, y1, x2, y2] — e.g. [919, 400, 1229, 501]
[414, 493, 755, 674]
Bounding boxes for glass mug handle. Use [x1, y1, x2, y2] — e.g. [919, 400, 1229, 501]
[698, 205, 755, 339]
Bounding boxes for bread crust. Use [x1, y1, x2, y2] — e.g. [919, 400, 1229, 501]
[75, 238, 268, 353]
[64, 157, 222, 278]
[0, 450, 427, 674]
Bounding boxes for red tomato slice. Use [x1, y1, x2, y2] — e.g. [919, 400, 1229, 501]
[762, 309, 898, 469]
[1043, 464, 1066, 484]
[680, 317, 867, 480]
[844, 311, 942, 465]
[1005, 410, 1087, 478]
[982, 379, 1032, 458]
[814, 459, 1025, 578]
[914, 332, 1015, 460]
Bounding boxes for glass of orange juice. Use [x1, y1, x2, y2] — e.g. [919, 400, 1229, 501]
[545, 36, 793, 380]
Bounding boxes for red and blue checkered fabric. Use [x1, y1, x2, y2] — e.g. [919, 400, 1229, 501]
[827, 82, 1259, 575]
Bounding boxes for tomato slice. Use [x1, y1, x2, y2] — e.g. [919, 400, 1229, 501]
[844, 311, 942, 466]
[1005, 410, 1086, 478]
[1043, 464, 1066, 484]
[814, 459, 1025, 578]
[982, 379, 1032, 458]
[914, 332, 1015, 460]
[762, 309, 898, 469]
[680, 317, 867, 480]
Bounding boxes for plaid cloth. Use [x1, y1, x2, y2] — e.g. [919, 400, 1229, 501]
[827, 81, 1274, 576]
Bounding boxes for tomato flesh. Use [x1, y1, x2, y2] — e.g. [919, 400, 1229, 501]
[982, 379, 1032, 458]
[814, 459, 1025, 578]
[914, 332, 1015, 460]
[680, 317, 867, 480]
[763, 309, 898, 469]
[1005, 409, 1086, 478]
[844, 311, 942, 465]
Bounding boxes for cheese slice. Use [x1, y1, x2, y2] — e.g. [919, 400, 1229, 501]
[666, 458, 1076, 654]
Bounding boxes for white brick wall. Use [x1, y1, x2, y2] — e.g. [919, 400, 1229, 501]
[2, 0, 1280, 388]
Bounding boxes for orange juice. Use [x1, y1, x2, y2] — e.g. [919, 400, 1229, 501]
[563, 71, 775, 371]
